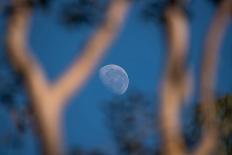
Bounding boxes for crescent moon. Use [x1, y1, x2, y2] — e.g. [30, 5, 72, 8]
[99, 64, 129, 95]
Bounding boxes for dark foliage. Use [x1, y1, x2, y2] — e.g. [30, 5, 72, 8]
[0, 0, 50, 18]
[59, 0, 109, 28]
[140, 0, 193, 24]
[0, 51, 30, 150]
[69, 147, 106, 155]
[22, 0, 50, 9]
[214, 95, 232, 154]
[208, 0, 223, 5]
[103, 90, 232, 154]
[103, 91, 159, 155]
[191, 95, 232, 154]
[0, 52, 25, 107]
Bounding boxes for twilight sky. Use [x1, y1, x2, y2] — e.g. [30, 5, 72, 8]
[0, 0, 232, 155]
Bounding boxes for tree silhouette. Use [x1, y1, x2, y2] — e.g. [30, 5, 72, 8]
[103, 91, 160, 155]
[193, 95, 232, 155]
[68, 147, 106, 155]
[103, 92, 232, 155]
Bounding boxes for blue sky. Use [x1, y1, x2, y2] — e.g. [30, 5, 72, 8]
[30, 2, 162, 154]
[0, 0, 232, 154]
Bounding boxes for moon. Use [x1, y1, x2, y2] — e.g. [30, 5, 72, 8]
[99, 64, 129, 95]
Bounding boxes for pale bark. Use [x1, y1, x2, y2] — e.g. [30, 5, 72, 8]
[6, 0, 131, 154]
[160, 5, 190, 155]
[192, 2, 232, 155]
[52, 0, 131, 106]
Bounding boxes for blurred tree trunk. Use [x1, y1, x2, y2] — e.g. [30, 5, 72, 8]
[160, 4, 190, 155]
[193, 1, 231, 155]
[160, 1, 231, 155]
[6, 0, 131, 154]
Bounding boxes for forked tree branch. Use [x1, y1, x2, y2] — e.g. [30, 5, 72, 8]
[6, 1, 61, 154]
[52, 0, 131, 106]
[192, 1, 232, 155]
[160, 5, 190, 155]
[6, 0, 131, 154]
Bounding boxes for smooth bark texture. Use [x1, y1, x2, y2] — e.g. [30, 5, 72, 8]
[6, 0, 131, 154]
[160, 1, 231, 155]
[160, 5, 190, 155]
[52, 0, 131, 106]
[193, 2, 232, 155]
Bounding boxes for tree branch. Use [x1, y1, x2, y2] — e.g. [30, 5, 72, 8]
[160, 5, 190, 155]
[6, 0, 131, 154]
[6, 0, 49, 93]
[192, 1, 232, 155]
[6, 1, 61, 155]
[52, 0, 131, 105]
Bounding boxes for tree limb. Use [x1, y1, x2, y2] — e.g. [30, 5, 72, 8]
[6, 0, 61, 154]
[52, 0, 131, 106]
[160, 5, 190, 155]
[6, 0, 131, 154]
[192, 1, 232, 155]
[6, 0, 49, 93]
